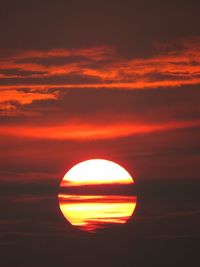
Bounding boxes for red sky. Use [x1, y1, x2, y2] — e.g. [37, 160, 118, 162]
[0, 1, 200, 266]
[0, 40, 200, 183]
[1, 41, 200, 183]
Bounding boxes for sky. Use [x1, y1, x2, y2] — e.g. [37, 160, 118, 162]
[1, 1, 200, 266]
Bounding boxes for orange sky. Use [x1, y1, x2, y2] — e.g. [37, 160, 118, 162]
[1, 40, 200, 116]
[0, 119, 199, 140]
[1, 2, 200, 265]
[0, 39, 200, 184]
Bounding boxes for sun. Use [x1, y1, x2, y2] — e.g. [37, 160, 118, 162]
[58, 159, 136, 233]
[60, 159, 134, 187]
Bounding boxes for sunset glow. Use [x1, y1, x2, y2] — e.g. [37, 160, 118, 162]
[1, 1, 200, 265]
[61, 159, 134, 186]
[59, 159, 136, 232]
[59, 195, 136, 232]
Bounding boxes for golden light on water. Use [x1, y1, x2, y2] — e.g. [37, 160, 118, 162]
[59, 159, 137, 232]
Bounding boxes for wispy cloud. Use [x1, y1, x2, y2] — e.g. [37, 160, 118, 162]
[1, 40, 200, 115]
[0, 89, 59, 116]
[0, 119, 199, 140]
[1, 41, 200, 89]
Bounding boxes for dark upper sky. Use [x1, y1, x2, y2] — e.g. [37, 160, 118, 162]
[1, 0, 200, 51]
[0, 1, 200, 266]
